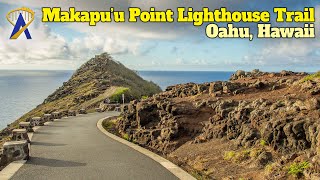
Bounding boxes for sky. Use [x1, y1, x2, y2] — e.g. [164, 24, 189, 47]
[0, 0, 319, 72]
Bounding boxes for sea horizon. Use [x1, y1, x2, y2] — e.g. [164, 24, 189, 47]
[0, 70, 234, 130]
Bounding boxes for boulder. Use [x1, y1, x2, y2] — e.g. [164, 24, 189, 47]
[304, 98, 320, 110]
[252, 69, 260, 74]
[209, 81, 223, 95]
[197, 84, 209, 94]
[280, 70, 293, 76]
[236, 70, 246, 77]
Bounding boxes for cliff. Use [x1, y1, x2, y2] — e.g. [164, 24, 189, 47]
[1, 52, 161, 136]
[118, 70, 320, 179]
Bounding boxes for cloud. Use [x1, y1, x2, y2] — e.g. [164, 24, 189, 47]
[4, 0, 314, 41]
[0, 0, 319, 71]
[243, 39, 320, 67]
[68, 33, 142, 58]
[0, 21, 70, 65]
[242, 5, 320, 70]
[0, 19, 144, 69]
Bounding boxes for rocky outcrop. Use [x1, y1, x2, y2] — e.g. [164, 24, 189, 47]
[230, 69, 307, 81]
[195, 97, 320, 153]
[118, 97, 211, 154]
[117, 70, 320, 179]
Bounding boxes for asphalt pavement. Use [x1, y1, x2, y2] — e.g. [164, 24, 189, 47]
[11, 112, 178, 180]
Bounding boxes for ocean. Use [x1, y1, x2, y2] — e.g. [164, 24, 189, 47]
[0, 70, 233, 129]
[138, 71, 233, 90]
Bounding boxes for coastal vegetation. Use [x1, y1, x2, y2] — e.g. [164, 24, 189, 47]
[0, 52, 161, 145]
[303, 71, 320, 82]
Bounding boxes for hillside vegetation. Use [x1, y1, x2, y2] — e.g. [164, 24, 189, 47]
[1, 52, 161, 132]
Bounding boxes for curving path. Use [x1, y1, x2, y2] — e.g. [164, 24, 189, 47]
[11, 112, 178, 180]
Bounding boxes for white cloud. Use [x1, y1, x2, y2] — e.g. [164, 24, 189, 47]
[242, 5, 320, 69]
[0, 21, 70, 65]
[175, 58, 186, 65]
[0, 21, 144, 69]
[243, 39, 320, 67]
[0, 0, 319, 71]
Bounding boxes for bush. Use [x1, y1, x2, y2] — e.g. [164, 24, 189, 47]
[102, 119, 117, 130]
[234, 150, 251, 162]
[265, 163, 274, 173]
[102, 121, 113, 129]
[260, 139, 268, 146]
[302, 71, 320, 82]
[122, 133, 130, 141]
[109, 87, 129, 103]
[265, 162, 280, 174]
[287, 161, 310, 177]
[141, 96, 149, 100]
[224, 151, 236, 160]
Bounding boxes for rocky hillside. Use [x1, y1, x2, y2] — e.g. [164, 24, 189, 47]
[118, 70, 320, 179]
[1, 52, 161, 135]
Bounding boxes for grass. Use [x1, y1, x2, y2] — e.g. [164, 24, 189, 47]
[122, 133, 130, 141]
[249, 148, 263, 158]
[224, 151, 236, 160]
[191, 171, 210, 180]
[287, 161, 310, 177]
[141, 95, 149, 100]
[234, 150, 251, 163]
[81, 86, 121, 108]
[109, 87, 129, 103]
[265, 164, 274, 173]
[224, 148, 265, 163]
[265, 162, 279, 174]
[102, 119, 116, 130]
[302, 71, 320, 82]
[260, 139, 268, 146]
[1, 53, 162, 148]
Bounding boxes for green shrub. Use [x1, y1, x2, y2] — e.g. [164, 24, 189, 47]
[122, 133, 130, 141]
[102, 119, 117, 130]
[234, 150, 251, 162]
[265, 164, 274, 173]
[224, 151, 236, 160]
[102, 121, 113, 129]
[265, 162, 281, 174]
[302, 71, 320, 82]
[141, 96, 149, 100]
[260, 139, 268, 146]
[287, 161, 310, 177]
[109, 87, 129, 103]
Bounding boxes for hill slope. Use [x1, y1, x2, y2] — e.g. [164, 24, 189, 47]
[118, 70, 320, 179]
[1, 52, 161, 135]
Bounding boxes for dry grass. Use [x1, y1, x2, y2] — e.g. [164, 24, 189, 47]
[302, 71, 320, 82]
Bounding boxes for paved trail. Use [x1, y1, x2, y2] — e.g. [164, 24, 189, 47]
[11, 112, 177, 180]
